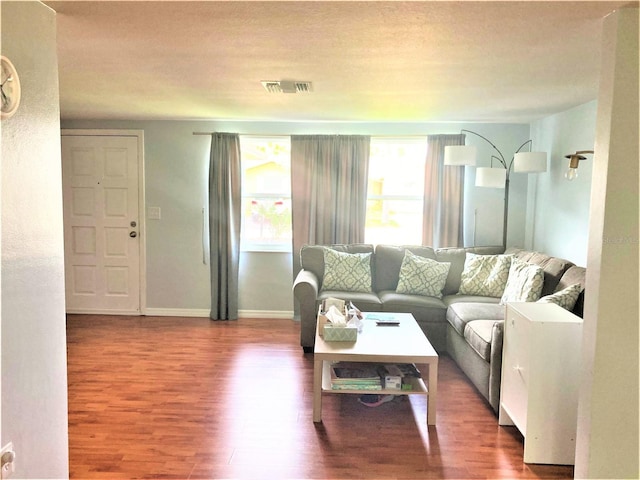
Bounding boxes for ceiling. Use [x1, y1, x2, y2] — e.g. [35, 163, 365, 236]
[45, 1, 632, 123]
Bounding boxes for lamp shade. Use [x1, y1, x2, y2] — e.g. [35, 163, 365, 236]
[475, 167, 506, 188]
[444, 145, 477, 166]
[513, 151, 547, 173]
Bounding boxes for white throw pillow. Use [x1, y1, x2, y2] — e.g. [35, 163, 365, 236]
[537, 283, 582, 311]
[458, 253, 512, 298]
[500, 258, 545, 304]
[321, 248, 373, 293]
[396, 250, 451, 298]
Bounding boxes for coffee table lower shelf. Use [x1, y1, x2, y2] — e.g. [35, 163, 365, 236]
[312, 312, 438, 425]
[321, 361, 428, 395]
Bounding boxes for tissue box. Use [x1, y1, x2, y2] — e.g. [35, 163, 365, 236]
[323, 324, 358, 342]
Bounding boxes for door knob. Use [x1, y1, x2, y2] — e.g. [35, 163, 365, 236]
[130, 231, 137, 238]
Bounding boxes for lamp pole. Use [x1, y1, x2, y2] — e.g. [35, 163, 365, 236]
[503, 176, 510, 249]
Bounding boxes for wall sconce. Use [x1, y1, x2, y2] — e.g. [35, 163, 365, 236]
[564, 150, 594, 181]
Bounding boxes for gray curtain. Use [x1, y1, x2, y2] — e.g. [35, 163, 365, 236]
[423, 134, 465, 248]
[290, 135, 370, 277]
[208, 133, 241, 320]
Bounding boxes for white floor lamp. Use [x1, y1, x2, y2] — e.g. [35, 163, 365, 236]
[444, 129, 547, 248]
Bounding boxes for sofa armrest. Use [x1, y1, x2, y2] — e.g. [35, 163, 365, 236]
[488, 320, 504, 412]
[293, 269, 320, 350]
[293, 269, 319, 294]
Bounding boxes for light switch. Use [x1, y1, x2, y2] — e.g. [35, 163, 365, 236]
[147, 206, 161, 220]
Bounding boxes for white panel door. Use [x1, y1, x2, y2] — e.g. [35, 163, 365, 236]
[62, 135, 141, 314]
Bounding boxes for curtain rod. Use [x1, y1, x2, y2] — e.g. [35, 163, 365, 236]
[193, 132, 439, 138]
[193, 132, 289, 136]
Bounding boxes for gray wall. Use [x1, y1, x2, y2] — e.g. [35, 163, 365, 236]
[60, 119, 530, 315]
[1, 2, 69, 477]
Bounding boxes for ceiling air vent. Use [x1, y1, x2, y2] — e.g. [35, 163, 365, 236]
[261, 80, 313, 94]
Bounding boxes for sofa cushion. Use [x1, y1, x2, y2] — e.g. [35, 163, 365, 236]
[505, 248, 574, 296]
[459, 253, 512, 297]
[537, 283, 583, 311]
[464, 320, 498, 362]
[300, 244, 374, 288]
[378, 290, 447, 323]
[321, 248, 373, 293]
[396, 251, 450, 298]
[374, 245, 436, 292]
[443, 294, 501, 308]
[446, 302, 505, 336]
[435, 246, 505, 296]
[500, 257, 544, 304]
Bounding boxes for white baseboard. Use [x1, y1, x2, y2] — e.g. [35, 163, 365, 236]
[239, 310, 294, 320]
[143, 308, 294, 319]
[144, 308, 211, 318]
[66, 308, 142, 316]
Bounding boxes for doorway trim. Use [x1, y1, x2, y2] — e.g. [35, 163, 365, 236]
[61, 129, 146, 315]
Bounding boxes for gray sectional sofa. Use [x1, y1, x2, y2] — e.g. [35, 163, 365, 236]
[292, 243, 586, 413]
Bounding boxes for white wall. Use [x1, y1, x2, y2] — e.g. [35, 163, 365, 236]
[528, 101, 597, 265]
[575, 7, 639, 478]
[1, 2, 69, 478]
[60, 119, 530, 315]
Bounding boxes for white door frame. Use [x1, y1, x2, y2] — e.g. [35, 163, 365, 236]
[61, 129, 146, 315]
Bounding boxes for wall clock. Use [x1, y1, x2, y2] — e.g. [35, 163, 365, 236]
[1, 56, 21, 120]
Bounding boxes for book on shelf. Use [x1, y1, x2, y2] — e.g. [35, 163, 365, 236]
[329, 361, 421, 391]
[331, 362, 381, 380]
[330, 362, 382, 390]
[332, 383, 382, 391]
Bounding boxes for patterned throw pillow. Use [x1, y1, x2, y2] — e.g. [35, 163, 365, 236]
[321, 248, 373, 293]
[396, 250, 451, 298]
[458, 253, 512, 298]
[537, 283, 583, 311]
[500, 258, 544, 304]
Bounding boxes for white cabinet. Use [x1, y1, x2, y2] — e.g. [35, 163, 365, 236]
[499, 302, 583, 465]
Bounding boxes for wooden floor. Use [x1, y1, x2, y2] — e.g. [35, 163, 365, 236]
[67, 315, 574, 480]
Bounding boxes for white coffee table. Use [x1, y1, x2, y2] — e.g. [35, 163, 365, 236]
[312, 312, 439, 425]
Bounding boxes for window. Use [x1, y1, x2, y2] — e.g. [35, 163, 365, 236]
[365, 138, 427, 245]
[240, 136, 292, 252]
